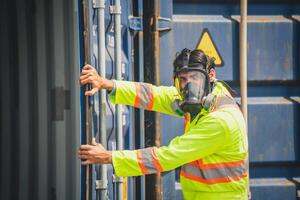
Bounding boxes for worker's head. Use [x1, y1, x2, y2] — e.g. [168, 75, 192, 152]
[173, 48, 216, 114]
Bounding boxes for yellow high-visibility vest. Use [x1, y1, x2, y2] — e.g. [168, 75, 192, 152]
[109, 80, 248, 200]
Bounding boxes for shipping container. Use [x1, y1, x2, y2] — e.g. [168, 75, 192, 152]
[0, 0, 300, 200]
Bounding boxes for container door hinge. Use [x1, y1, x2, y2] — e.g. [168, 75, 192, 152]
[128, 16, 171, 32]
[110, 5, 121, 15]
[95, 180, 108, 190]
[92, 0, 105, 8]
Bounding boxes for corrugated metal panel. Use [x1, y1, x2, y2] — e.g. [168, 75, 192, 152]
[248, 97, 297, 162]
[158, 1, 300, 200]
[0, 1, 19, 200]
[250, 178, 296, 200]
[0, 0, 81, 199]
[170, 15, 235, 81]
[237, 16, 295, 80]
[79, 0, 133, 199]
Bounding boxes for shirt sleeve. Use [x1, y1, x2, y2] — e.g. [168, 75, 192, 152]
[108, 80, 182, 117]
[112, 115, 228, 177]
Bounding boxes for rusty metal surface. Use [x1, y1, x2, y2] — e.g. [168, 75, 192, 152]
[82, 0, 93, 199]
[153, 0, 162, 199]
[143, 0, 163, 199]
[231, 15, 292, 22]
[250, 178, 295, 186]
[173, 15, 233, 22]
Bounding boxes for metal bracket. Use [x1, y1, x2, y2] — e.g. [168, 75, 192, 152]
[92, 0, 105, 8]
[113, 174, 124, 183]
[128, 16, 171, 32]
[95, 180, 108, 190]
[128, 16, 143, 31]
[110, 5, 121, 15]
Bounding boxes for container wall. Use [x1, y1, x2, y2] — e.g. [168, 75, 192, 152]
[158, 0, 300, 200]
[0, 0, 81, 199]
[78, 0, 134, 199]
[1, 0, 300, 199]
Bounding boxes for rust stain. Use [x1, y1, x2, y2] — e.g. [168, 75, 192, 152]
[231, 15, 289, 23]
[150, 17, 153, 26]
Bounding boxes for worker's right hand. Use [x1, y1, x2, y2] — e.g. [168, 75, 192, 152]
[79, 64, 114, 96]
[78, 138, 112, 165]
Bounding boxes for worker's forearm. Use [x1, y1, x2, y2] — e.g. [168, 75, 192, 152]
[112, 150, 144, 177]
[101, 150, 113, 164]
[100, 78, 114, 92]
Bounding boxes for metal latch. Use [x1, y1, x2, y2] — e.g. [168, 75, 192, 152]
[96, 180, 108, 190]
[128, 16, 171, 32]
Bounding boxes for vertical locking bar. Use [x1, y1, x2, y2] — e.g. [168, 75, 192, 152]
[111, 1, 124, 200]
[93, 0, 109, 199]
[82, 0, 93, 199]
[240, 0, 250, 199]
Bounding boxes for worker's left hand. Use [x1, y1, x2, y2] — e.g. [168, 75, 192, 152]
[78, 138, 112, 165]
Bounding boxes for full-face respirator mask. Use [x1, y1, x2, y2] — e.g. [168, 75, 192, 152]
[173, 48, 215, 115]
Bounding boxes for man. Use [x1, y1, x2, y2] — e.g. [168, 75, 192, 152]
[78, 48, 249, 199]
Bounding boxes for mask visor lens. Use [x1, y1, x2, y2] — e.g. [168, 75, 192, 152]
[178, 71, 208, 103]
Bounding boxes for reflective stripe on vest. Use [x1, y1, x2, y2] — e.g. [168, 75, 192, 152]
[181, 95, 246, 184]
[181, 159, 247, 184]
[134, 83, 154, 110]
[137, 147, 163, 175]
[194, 159, 245, 169]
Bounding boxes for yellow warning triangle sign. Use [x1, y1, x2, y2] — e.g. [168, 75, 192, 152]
[196, 29, 223, 66]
